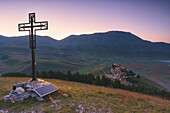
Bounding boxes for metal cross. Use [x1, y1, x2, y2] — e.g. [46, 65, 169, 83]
[18, 13, 48, 81]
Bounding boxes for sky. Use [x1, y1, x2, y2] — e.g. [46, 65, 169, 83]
[0, 0, 170, 43]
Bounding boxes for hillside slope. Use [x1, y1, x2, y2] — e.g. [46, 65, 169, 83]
[0, 77, 170, 112]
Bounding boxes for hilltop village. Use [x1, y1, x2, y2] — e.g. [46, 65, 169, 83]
[100, 63, 140, 85]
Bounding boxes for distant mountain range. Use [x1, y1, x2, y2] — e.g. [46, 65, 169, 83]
[1, 31, 169, 58]
[1, 31, 170, 90]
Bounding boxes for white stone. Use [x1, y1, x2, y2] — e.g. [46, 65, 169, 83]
[10, 90, 14, 94]
[11, 100, 15, 103]
[4, 95, 10, 99]
[26, 84, 31, 88]
[78, 104, 82, 108]
[63, 94, 68, 97]
[3, 95, 10, 101]
[15, 87, 25, 94]
[17, 91, 22, 95]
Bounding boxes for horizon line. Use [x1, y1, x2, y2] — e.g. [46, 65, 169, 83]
[0, 30, 170, 44]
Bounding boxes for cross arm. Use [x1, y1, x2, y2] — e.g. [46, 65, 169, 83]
[18, 23, 30, 31]
[18, 21, 48, 31]
[34, 21, 48, 30]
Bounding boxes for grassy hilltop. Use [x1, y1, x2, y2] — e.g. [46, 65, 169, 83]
[0, 77, 170, 112]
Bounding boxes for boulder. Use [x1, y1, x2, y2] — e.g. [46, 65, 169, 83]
[14, 87, 25, 94]
[3, 95, 10, 101]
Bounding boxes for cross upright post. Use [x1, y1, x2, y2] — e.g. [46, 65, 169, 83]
[18, 13, 48, 81]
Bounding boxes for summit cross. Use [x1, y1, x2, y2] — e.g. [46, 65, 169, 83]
[18, 13, 48, 81]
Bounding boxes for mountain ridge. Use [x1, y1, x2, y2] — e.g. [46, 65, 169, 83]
[1, 30, 170, 44]
[0, 31, 170, 58]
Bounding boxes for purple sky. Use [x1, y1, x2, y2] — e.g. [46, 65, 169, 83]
[0, 0, 170, 43]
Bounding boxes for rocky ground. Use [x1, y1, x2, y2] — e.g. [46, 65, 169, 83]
[0, 77, 170, 113]
[3, 79, 51, 103]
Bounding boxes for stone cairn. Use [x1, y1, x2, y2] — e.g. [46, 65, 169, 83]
[3, 79, 50, 103]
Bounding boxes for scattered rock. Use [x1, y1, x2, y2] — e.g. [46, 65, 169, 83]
[55, 106, 62, 110]
[11, 100, 15, 103]
[77, 104, 86, 113]
[52, 100, 60, 103]
[78, 104, 82, 108]
[3, 95, 10, 101]
[63, 94, 68, 97]
[0, 110, 8, 113]
[72, 103, 75, 106]
[14, 87, 25, 95]
[26, 84, 32, 88]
